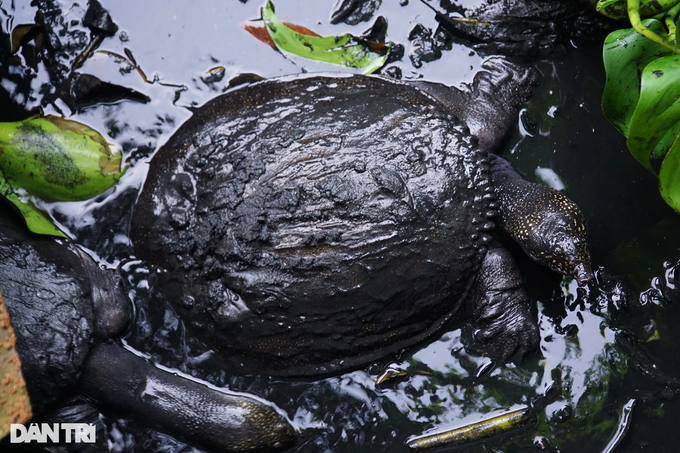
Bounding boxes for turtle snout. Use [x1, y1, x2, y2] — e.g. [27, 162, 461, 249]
[540, 226, 594, 286]
[573, 261, 595, 286]
[553, 233, 594, 286]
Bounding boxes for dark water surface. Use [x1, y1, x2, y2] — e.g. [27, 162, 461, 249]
[2, 0, 680, 452]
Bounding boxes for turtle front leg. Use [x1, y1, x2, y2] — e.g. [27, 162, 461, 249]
[469, 245, 540, 363]
[410, 57, 539, 152]
[489, 155, 594, 285]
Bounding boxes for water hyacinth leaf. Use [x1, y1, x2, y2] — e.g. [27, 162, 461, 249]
[627, 0, 680, 54]
[596, 0, 679, 21]
[0, 172, 65, 237]
[602, 19, 673, 139]
[596, 0, 629, 20]
[261, 0, 389, 74]
[628, 55, 680, 172]
[0, 191, 66, 237]
[659, 135, 680, 211]
[654, 119, 680, 158]
[0, 116, 124, 202]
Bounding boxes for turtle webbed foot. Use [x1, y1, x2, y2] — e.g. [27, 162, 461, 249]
[473, 293, 540, 363]
[470, 246, 540, 363]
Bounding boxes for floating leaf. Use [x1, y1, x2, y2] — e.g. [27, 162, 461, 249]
[0, 174, 65, 237]
[65, 72, 151, 111]
[628, 55, 680, 173]
[244, 19, 320, 48]
[0, 116, 125, 236]
[0, 116, 124, 202]
[226, 73, 265, 90]
[0, 288, 33, 440]
[602, 19, 673, 141]
[11, 23, 43, 54]
[659, 134, 680, 211]
[261, 0, 389, 74]
[375, 368, 409, 387]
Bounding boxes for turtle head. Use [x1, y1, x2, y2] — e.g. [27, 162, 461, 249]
[490, 155, 594, 286]
[541, 217, 594, 285]
[523, 194, 595, 286]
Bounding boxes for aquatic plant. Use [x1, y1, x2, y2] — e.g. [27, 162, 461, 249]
[0, 116, 124, 236]
[598, 0, 680, 211]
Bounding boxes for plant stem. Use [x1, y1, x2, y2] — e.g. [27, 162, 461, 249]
[629, 0, 680, 53]
[665, 2, 680, 41]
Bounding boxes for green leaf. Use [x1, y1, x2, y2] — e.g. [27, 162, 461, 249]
[0, 116, 124, 202]
[0, 173, 65, 237]
[602, 19, 674, 139]
[628, 55, 680, 172]
[261, 0, 389, 74]
[659, 134, 680, 211]
[639, 0, 679, 16]
[653, 119, 680, 158]
[596, 0, 628, 20]
[0, 115, 125, 237]
[595, 0, 679, 20]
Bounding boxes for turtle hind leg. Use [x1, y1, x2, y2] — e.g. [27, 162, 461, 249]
[468, 245, 540, 364]
[78, 343, 297, 453]
[489, 155, 594, 286]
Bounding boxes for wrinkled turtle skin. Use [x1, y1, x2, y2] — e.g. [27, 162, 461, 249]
[131, 58, 593, 376]
[0, 202, 296, 453]
[0, 204, 128, 415]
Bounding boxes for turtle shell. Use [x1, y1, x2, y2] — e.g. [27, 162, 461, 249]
[131, 74, 496, 375]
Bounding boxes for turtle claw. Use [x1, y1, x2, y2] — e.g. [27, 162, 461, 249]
[474, 302, 540, 364]
[470, 245, 540, 364]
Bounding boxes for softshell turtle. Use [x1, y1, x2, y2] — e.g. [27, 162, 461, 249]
[130, 57, 593, 377]
[423, 0, 611, 58]
[0, 202, 296, 452]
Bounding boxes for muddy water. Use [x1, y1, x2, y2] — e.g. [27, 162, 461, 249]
[2, 0, 680, 452]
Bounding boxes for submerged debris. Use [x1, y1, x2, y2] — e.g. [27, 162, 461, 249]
[601, 399, 636, 453]
[331, 0, 383, 25]
[408, 23, 442, 68]
[407, 406, 535, 450]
